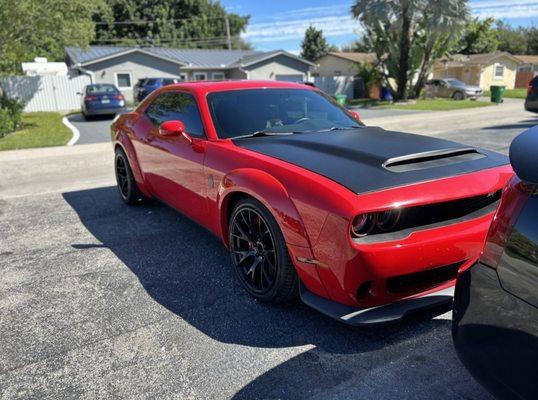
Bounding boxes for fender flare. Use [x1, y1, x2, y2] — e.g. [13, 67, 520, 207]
[218, 168, 311, 249]
[114, 134, 152, 198]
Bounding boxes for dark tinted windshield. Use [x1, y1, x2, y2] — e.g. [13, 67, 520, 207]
[86, 84, 119, 94]
[207, 89, 359, 139]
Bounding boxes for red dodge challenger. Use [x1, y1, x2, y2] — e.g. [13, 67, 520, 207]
[111, 80, 513, 326]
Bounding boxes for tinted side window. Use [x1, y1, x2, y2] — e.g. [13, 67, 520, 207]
[162, 79, 175, 85]
[145, 92, 205, 137]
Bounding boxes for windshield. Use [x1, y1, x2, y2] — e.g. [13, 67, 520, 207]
[445, 79, 466, 86]
[207, 89, 360, 139]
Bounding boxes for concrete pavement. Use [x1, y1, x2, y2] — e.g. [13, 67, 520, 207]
[362, 98, 534, 154]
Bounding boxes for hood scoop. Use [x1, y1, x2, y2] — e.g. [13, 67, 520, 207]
[383, 148, 485, 173]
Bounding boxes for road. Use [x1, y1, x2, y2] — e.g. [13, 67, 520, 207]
[2, 101, 532, 399]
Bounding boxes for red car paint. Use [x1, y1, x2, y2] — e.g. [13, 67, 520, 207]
[111, 80, 513, 309]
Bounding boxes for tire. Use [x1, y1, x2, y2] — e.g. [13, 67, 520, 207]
[228, 198, 299, 304]
[452, 91, 464, 100]
[114, 148, 144, 205]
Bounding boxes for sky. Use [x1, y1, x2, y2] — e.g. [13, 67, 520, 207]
[220, 0, 538, 53]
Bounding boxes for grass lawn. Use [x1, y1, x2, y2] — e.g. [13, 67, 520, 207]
[0, 112, 72, 151]
[482, 88, 527, 99]
[348, 98, 494, 111]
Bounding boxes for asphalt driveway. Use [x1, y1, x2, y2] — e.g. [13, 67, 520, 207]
[68, 113, 117, 145]
[2, 102, 533, 399]
[0, 144, 490, 399]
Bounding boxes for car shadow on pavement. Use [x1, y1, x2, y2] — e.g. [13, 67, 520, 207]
[483, 118, 538, 131]
[68, 113, 116, 123]
[63, 186, 460, 398]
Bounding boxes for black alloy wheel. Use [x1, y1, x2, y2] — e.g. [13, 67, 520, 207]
[229, 198, 299, 303]
[114, 148, 143, 205]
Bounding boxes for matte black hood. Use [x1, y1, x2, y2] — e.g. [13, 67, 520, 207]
[233, 127, 508, 194]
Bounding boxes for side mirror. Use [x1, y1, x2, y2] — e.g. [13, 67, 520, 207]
[159, 120, 192, 144]
[349, 110, 362, 122]
[509, 126, 538, 184]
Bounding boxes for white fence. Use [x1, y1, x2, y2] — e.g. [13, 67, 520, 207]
[313, 76, 355, 98]
[0, 75, 90, 112]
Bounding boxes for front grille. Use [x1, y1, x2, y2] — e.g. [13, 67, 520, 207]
[397, 190, 501, 230]
[386, 261, 463, 295]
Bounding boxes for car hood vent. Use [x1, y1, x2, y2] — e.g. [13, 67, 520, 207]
[383, 148, 485, 173]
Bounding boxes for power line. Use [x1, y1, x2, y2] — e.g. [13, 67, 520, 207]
[94, 15, 231, 26]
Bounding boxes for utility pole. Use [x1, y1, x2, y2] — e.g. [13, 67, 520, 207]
[225, 16, 232, 50]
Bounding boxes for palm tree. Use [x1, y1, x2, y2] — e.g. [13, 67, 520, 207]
[351, 0, 469, 100]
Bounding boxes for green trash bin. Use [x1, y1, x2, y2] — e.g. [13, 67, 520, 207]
[335, 93, 347, 105]
[490, 85, 506, 104]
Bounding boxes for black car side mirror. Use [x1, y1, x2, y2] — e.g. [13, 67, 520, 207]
[509, 126, 538, 184]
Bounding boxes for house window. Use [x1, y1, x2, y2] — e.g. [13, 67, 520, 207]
[494, 64, 505, 80]
[115, 72, 132, 88]
[212, 72, 225, 80]
[179, 73, 188, 81]
[193, 72, 207, 81]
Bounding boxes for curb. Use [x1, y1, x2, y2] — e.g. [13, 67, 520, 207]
[62, 116, 80, 146]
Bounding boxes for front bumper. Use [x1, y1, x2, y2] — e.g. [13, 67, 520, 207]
[301, 282, 453, 326]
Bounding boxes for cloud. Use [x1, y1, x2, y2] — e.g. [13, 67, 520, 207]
[245, 15, 359, 42]
[470, 0, 538, 18]
[243, 0, 538, 46]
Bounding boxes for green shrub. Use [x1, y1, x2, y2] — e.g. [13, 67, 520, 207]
[0, 97, 25, 137]
[0, 109, 15, 137]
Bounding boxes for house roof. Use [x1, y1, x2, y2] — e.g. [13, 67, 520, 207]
[320, 52, 376, 63]
[515, 55, 538, 65]
[438, 52, 521, 67]
[65, 46, 314, 69]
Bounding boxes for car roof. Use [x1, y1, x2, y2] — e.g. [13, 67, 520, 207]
[165, 80, 315, 94]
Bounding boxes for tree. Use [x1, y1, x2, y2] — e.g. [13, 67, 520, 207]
[0, 0, 107, 75]
[352, 0, 470, 101]
[496, 21, 527, 54]
[92, 0, 250, 49]
[355, 62, 381, 98]
[458, 17, 499, 54]
[341, 37, 371, 52]
[300, 26, 330, 62]
[526, 27, 538, 55]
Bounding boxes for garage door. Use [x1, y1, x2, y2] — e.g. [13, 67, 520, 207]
[275, 74, 304, 82]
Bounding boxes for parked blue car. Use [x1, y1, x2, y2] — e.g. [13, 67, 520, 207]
[134, 77, 179, 102]
[80, 84, 126, 120]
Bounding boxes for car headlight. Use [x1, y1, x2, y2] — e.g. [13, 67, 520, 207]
[351, 214, 376, 237]
[377, 209, 401, 231]
[350, 209, 401, 238]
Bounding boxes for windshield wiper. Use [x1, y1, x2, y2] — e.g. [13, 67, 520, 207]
[233, 131, 295, 139]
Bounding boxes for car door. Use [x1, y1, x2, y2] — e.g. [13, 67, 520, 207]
[138, 91, 208, 223]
